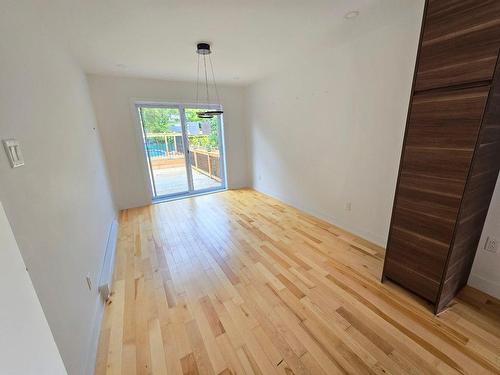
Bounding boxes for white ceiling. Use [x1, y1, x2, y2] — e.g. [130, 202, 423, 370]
[36, 0, 414, 84]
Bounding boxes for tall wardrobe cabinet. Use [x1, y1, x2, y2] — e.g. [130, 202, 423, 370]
[382, 0, 500, 314]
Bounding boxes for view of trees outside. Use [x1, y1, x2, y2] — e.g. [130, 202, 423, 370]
[141, 107, 179, 133]
[141, 107, 219, 151]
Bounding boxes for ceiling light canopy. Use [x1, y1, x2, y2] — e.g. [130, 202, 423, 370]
[195, 42, 223, 119]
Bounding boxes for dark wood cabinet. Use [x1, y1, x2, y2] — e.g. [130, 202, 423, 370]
[382, 0, 500, 314]
[415, 0, 500, 91]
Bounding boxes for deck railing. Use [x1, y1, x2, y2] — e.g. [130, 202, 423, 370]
[145, 133, 221, 181]
[190, 149, 221, 181]
[145, 133, 185, 158]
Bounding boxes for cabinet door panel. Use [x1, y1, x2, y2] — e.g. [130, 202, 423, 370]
[401, 148, 473, 181]
[385, 86, 488, 301]
[398, 173, 465, 198]
[396, 184, 460, 220]
[415, 0, 500, 91]
[406, 88, 489, 149]
[392, 205, 455, 245]
[400, 87, 488, 181]
[388, 227, 448, 281]
[384, 259, 440, 302]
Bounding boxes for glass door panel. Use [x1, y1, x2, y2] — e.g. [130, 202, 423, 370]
[137, 103, 226, 200]
[138, 106, 189, 197]
[185, 108, 224, 192]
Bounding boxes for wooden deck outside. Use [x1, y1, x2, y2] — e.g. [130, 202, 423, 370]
[150, 151, 222, 196]
[95, 190, 500, 375]
[152, 167, 221, 196]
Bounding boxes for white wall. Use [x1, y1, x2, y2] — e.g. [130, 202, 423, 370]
[0, 202, 67, 375]
[87, 75, 248, 209]
[469, 176, 500, 299]
[245, 2, 424, 246]
[0, 2, 116, 374]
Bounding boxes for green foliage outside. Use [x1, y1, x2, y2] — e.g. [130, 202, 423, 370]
[141, 107, 219, 150]
[141, 107, 178, 133]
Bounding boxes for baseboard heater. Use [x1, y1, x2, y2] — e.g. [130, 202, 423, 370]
[98, 218, 118, 301]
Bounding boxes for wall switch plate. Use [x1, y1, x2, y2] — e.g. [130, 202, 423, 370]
[484, 236, 498, 253]
[345, 202, 352, 211]
[2, 139, 24, 168]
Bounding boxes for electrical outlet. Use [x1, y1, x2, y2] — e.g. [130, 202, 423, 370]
[85, 274, 92, 291]
[484, 236, 498, 253]
[345, 202, 352, 211]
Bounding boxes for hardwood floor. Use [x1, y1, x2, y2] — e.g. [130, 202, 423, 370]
[95, 189, 500, 375]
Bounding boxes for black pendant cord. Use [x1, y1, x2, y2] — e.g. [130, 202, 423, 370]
[194, 42, 223, 117]
[203, 54, 210, 105]
[209, 54, 221, 105]
[196, 53, 200, 106]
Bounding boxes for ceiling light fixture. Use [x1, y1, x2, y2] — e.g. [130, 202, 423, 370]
[344, 10, 360, 19]
[195, 42, 223, 119]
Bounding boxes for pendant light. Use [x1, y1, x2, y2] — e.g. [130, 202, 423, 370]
[195, 42, 224, 118]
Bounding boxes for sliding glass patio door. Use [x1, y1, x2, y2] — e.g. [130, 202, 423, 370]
[137, 103, 226, 200]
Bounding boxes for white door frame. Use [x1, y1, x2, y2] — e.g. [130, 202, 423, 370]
[134, 101, 227, 201]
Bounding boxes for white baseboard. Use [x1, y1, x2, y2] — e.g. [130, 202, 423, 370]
[468, 274, 500, 300]
[251, 186, 387, 247]
[84, 217, 118, 375]
[98, 218, 119, 300]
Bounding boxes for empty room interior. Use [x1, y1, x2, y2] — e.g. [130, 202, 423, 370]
[2, 0, 500, 374]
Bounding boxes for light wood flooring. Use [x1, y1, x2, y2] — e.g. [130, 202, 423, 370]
[95, 189, 500, 375]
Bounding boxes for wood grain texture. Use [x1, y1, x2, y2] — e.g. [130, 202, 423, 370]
[437, 59, 500, 312]
[416, 0, 500, 91]
[384, 0, 500, 313]
[385, 86, 488, 303]
[95, 190, 500, 375]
